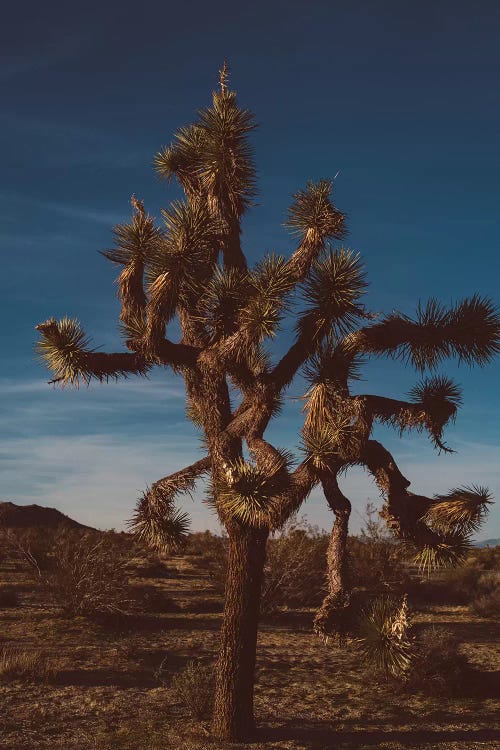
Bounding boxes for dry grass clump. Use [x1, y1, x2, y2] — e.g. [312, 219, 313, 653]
[406, 627, 471, 696]
[470, 570, 500, 618]
[42, 530, 134, 617]
[0, 647, 59, 683]
[171, 659, 215, 721]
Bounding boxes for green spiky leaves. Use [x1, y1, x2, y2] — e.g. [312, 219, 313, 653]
[241, 254, 294, 341]
[357, 595, 413, 679]
[131, 487, 191, 554]
[155, 86, 256, 218]
[198, 266, 249, 342]
[410, 486, 491, 574]
[303, 340, 364, 388]
[423, 485, 492, 536]
[408, 375, 462, 452]
[129, 459, 210, 553]
[102, 199, 162, 268]
[35, 318, 148, 387]
[286, 179, 346, 243]
[359, 296, 500, 370]
[413, 533, 472, 574]
[145, 200, 219, 342]
[213, 451, 292, 528]
[297, 249, 367, 341]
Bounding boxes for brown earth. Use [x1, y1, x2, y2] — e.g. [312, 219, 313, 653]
[0, 552, 498, 750]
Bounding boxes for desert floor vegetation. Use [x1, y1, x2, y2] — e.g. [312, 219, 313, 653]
[0, 527, 498, 750]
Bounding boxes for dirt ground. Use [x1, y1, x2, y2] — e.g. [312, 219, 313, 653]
[1, 555, 498, 750]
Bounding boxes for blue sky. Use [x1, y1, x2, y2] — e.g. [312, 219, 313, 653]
[2, 0, 499, 538]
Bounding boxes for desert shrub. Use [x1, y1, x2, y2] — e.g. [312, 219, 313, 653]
[261, 519, 328, 613]
[407, 627, 471, 696]
[41, 529, 133, 617]
[408, 546, 499, 606]
[1, 527, 57, 571]
[185, 530, 223, 558]
[191, 519, 328, 613]
[0, 647, 58, 683]
[171, 659, 215, 721]
[470, 570, 500, 618]
[350, 504, 410, 593]
[0, 587, 19, 607]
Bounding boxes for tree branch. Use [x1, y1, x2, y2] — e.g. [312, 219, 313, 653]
[313, 472, 352, 640]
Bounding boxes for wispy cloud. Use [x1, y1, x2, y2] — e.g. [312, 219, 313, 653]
[1, 430, 498, 539]
[0, 192, 126, 226]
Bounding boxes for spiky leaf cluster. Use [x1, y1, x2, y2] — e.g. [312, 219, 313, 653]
[212, 452, 292, 528]
[297, 249, 367, 341]
[359, 296, 500, 370]
[357, 596, 413, 678]
[423, 485, 492, 535]
[197, 266, 249, 342]
[303, 340, 364, 389]
[240, 254, 294, 341]
[131, 487, 190, 554]
[155, 87, 256, 218]
[414, 532, 472, 574]
[35, 318, 147, 386]
[286, 179, 346, 242]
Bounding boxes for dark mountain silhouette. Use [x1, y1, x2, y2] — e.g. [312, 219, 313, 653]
[0, 501, 93, 530]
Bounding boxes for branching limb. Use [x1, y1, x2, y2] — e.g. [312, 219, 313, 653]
[271, 249, 367, 389]
[35, 318, 199, 386]
[35, 318, 149, 386]
[129, 457, 211, 553]
[360, 375, 461, 452]
[349, 296, 500, 370]
[313, 472, 352, 641]
[102, 196, 161, 333]
[359, 440, 491, 572]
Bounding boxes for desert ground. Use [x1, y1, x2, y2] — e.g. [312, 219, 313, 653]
[0, 534, 498, 750]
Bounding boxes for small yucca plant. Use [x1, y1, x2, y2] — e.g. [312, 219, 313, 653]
[357, 595, 413, 681]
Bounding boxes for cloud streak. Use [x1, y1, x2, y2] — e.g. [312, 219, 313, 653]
[2, 431, 498, 540]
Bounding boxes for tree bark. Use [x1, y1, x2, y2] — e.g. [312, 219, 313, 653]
[212, 525, 268, 741]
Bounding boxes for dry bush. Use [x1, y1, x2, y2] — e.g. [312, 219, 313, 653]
[262, 519, 328, 613]
[185, 530, 222, 558]
[0, 647, 58, 683]
[350, 503, 410, 593]
[0, 586, 19, 608]
[39, 529, 133, 617]
[1, 526, 57, 572]
[470, 570, 500, 618]
[171, 660, 215, 721]
[187, 512, 410, 616]
[406, 627, 471, 696]
[409, 545, 500, 606]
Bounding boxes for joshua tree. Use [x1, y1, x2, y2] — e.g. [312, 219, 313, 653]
[36, 66, 498, 741]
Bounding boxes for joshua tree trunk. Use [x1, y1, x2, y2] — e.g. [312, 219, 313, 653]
[212, 525, 268, 741]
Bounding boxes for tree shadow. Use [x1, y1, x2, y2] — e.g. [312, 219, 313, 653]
[54, 651, 192, 688]
[259, 722, 500, 749]
[91, 612, 221, 634]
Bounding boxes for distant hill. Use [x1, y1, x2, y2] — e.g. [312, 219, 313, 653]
[474, 538, 500, 548]
[0, 501, 92, 530]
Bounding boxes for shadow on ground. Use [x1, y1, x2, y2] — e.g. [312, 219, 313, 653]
[259, 723, 500, 749]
